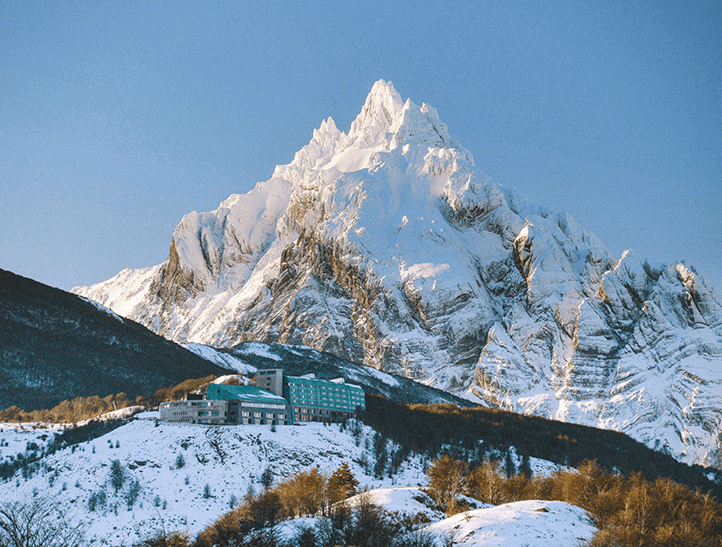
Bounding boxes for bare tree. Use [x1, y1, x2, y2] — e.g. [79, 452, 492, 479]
[466, 458, 505, 505]
[0, 499, 87, 547]
[426, 455, 468, 512]
[132, 528, 191, 547]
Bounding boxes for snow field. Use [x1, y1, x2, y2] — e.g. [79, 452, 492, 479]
[0, 424, 60, 466]
[0, 417, 426, 545]
[425, 500, 596, 547]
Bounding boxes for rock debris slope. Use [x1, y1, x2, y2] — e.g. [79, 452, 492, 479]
[73, 80, 722, 465]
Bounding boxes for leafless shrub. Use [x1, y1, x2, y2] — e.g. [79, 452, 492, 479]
[0, 499, 87, 547]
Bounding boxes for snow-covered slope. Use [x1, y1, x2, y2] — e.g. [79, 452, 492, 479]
[425, 500, 596, 547]
[73, 80, 722, 466]
[0, 416, 587, 546]
[182, 343, 257, 375]
[293, 488, 596, 547]
[0, 417, 425, 544]
[344, 487, 449, 522]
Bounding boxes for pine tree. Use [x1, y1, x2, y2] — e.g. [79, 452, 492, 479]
[519, 452, 533, 477]
[110, 460, 125, 493]
[260, 466, 274, 490]
[504, 450, 516, 478]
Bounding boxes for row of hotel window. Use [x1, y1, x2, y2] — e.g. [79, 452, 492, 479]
[169, 410, 287, 419]
[163, 401, 288, 409]
[168, 408, 354, 422]
[168, 411, 287, 425]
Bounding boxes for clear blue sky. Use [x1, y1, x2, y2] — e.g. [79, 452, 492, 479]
[1, 1, 720, 292]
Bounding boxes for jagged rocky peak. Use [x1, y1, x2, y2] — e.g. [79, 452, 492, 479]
[347, 79, 456, 153]
[349, 79, 405, 141]
[73, 80, 722, 467]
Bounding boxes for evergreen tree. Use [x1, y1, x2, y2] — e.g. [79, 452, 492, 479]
[126, 479, 141, 507]
[260, 467, 274, 490]
[504, 450, 516, 478]
[519, 452, 533, 477]
[110, 460, 125, 493]
[373, 433, 388, 479]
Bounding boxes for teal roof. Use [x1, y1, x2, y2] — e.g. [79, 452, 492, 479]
[206, 384, 286, 403]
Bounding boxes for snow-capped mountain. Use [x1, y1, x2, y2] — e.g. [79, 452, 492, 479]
[73, 80, 722, 466]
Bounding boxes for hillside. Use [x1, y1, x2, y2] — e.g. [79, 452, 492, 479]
[0, 268, 231, 410]
[2, 407, 719, 546]
[360, 395, 722, 498]
[188, 341, 474, 407]
[0, 416, 429, 544]
[73, 80, 722, 466]
[0, 417, 600, 546]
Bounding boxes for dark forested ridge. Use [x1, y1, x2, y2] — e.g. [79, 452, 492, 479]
[361, 395, 722, 499]
[0, 268, 230, 410]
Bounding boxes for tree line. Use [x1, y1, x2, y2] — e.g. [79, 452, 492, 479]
[425, 454, 722, 547]
[134, 455, 722, 547]
[0, 376, 218, 424]
[360, 394, 722, 498]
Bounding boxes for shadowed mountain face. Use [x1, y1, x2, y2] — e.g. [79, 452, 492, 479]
[73, 81, 722, 465]
[0, 268, 230, 410]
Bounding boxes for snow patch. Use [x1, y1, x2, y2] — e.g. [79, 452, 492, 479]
[425, 500, 596, 547]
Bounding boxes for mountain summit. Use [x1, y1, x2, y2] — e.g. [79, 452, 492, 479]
[73, 80, 722, 465]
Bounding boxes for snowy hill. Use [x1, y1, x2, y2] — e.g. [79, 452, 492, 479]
[72, 81, 722, 466]
[274, 489, 596, 547]
[0, 417, 424, 544]
[0, 415, 581, 545]
[425, 500, 595, 547]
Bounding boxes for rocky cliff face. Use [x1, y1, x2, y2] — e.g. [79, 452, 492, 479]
[73, 81, 722, 466]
